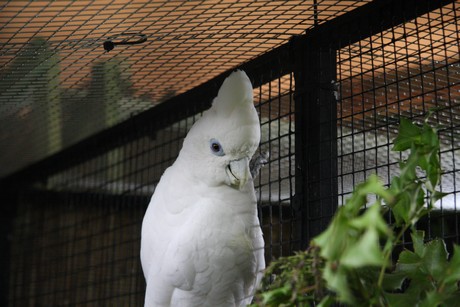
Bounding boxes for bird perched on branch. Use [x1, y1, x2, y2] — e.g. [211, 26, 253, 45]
[141, 70, 265, 307]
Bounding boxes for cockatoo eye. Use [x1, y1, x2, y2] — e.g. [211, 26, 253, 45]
[210, 139, 225, 156]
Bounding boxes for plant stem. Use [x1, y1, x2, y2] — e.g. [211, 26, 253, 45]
[377, 223, 411, 288]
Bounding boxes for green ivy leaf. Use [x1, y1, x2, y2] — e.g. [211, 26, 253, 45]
[385, 292, 420, 306]
[421, 123, 439, 148]
[444, 292, 460, 306]
[261, 284, 291, 306]
[396, 249, 421, 276]
[392, 118, 422, 152]
[317, 295, 334, 307]
[444, 245, 460, 285]
[419, 290, 444, 307]
[411, 230, 426, 257]
[422, 239, 448, 281]
[431, 191, 449, 204]
[348, 203, 390, 235]
[391, 192, 411, 225]
[340, 227, 385, 267]
[323, 264, 353, 304]
[425, 160, 441, 191]
[313, 216, 349, 261]
[382, 270, 407, 291]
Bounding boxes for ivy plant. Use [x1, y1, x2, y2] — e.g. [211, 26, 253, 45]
[252, 117, 460, 306]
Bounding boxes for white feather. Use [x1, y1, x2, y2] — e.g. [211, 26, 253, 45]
[141, 70, 265, 307]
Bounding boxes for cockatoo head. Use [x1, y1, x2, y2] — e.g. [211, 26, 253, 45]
[179, 70, 260, 190]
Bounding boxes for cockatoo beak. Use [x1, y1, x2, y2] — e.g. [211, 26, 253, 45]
[226, 157, 251, 189]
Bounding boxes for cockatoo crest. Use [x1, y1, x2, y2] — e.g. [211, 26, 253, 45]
[212, 70, 256, 119]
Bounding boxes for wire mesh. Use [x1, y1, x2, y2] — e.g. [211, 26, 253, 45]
[336, 1, 460, 247]
[9, 191, 146, 306]
[6, 68, 297, 305]
[0, 0, 371, 179]
[2, 0, 460, 305]
[255, 73, 298, 260]
[7, 107, 196, 305]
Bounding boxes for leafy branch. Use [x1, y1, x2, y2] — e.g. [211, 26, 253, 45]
[252, 117, 460, 306]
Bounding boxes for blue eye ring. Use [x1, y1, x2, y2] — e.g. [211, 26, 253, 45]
[210, 139, 225, 156]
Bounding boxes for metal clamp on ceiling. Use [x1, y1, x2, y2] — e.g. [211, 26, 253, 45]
[103, 33, 147, 52]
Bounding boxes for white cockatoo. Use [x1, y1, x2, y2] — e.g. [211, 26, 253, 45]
[141, 70, 265, 307]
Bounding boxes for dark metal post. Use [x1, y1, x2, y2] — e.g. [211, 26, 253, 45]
[293, 36, 338, 248]
[0, 186, 15, 305]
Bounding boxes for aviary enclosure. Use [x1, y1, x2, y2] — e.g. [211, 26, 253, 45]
[0, 0, 459, 305]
